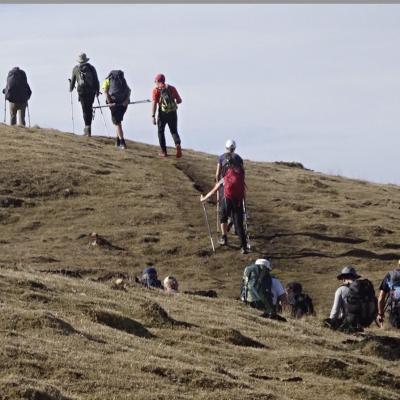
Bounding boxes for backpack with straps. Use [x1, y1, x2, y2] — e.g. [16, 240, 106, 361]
[286, 282, 315, 318]
[388, 270, 400, 328]
[240, 263, 275, 313]
[343, 279, 377, 328]
[5, 67, 31, 103]
[159, 86, 177, 113]
[77, 63, 96, 95]
[108, 70, 130, 104]
[220, 153, 242, 178]
[224, 165, 245, 204]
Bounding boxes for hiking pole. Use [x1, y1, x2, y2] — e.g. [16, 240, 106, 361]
[27, 102, 31, 128]
[96, 95, 111, 138]
[92, 99, 151, 109]
[68, 79, 75, 134]
[202, 203, 215, 253]
[3, 94, 6, 124]
[243, 199, 251, 250]
[216, 189, 220, 233]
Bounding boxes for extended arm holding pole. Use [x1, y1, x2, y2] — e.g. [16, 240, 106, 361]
[200, 182, 222, 254]
[93, 99, 151, 109]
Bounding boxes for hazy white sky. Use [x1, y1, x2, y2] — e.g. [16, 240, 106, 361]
[1, 4, 399, 184]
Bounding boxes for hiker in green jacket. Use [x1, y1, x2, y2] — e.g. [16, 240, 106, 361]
[69, 53, 100, 137]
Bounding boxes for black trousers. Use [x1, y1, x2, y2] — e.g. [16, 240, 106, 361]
[157, 110, 181, 152]
[219, 197, 247, 249]
[79, 92, 96, 126]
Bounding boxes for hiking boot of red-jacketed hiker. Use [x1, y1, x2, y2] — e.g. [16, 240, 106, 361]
[176, 144, 182, 158]
[158, 150, 168, 158]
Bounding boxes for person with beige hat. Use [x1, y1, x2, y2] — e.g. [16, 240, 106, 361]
[69, 52, 99, 137]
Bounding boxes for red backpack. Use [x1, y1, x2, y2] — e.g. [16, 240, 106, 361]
[223, 166, 245, 204]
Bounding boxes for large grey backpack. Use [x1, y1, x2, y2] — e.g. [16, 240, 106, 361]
[240, 263, 274, 313]
[77, 63, 97, 95]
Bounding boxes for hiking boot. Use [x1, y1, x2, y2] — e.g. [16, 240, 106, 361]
[240, 247, 248, 254]
[176, 144, 182, 158]
[159, 150, 168, 158]
[218, 235, 227, 246]
[83, 126, 91, 137]
[115, 138, 121, 147]
[119, 140, 127, 150]
[323, 317, 340, 330]
[262, 313, 287, 322]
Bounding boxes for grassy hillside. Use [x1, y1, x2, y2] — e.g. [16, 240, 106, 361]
[1, 125, 400, 400]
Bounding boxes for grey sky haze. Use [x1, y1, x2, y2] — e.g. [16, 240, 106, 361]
[1, 4, 399, 184]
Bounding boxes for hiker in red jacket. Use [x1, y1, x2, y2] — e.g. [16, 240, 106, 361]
[200, 161, 248, 254]
[151, 74, 182, 158]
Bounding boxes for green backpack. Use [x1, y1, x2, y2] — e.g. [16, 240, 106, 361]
[240, 263, 274, 313]
[159, 86, 177, 113]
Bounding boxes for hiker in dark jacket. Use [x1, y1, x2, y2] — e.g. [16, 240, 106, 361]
[102, 70, 131, 149]
[151, 73, 182, 158]
[2, 67, 32, 126]
[69, 52, 100, 137]
[286, 282, 315, 318]
[140, 267, 162, 289]
[324, 266, 360, 329]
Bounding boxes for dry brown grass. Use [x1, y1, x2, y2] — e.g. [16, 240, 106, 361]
[1, 124, 400, 399]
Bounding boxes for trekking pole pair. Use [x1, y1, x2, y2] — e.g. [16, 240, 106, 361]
[202, 202, 216, 253]
[96, 96, 111, 138]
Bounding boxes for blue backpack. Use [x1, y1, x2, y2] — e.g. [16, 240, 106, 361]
[389, 270, 400, 302]
[141, 267, 162, 289]
[388, 271, 400, 328]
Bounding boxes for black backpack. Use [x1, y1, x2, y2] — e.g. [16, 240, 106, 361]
[159, 86, 177, 113]
[77, 63, 97, 95]
[286, 282, 315, 318]
[220, 153, 243, 179]
[5, 67, 31, 103]
[108, 70, 130, 104]
[343, 279, 377, 328]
